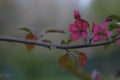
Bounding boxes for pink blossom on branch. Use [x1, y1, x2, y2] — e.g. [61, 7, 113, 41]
[74, 10, 81, 20]
[92, 18, 112, 42]
[69, 20, 88, 41]
[69, 10, 89, 41]
[117, 28, 120, 45]
[117, 28, 120, 33]
[73, 10, 89, 28]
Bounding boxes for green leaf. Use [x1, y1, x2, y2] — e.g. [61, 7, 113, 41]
[45, 29, 66, 33]
[103, 34, 118, 50]
[60, 39, 73, 45]
[71, 50, 79, 54]
[109, 15, 120, 22]
[42, 39, 52, 43]
[67, 38, 73, 44]
[20, 28, 32, 33]
[104, 44, 111, 50]
[108, 23, 120, 30]
[111, 34, 118, 41]
[60, 40, 67, 45]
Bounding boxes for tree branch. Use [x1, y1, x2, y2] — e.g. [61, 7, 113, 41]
[0, 36, 119, 49]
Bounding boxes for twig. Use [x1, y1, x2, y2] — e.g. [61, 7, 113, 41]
[0, 36, 119, 49]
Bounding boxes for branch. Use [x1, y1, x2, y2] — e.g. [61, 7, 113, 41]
[0, 36, 119, 49]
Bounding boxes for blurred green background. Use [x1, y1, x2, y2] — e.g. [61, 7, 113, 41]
[0, 0, 120, 80]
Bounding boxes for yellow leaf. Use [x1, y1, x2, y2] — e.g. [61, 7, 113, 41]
[78, 52, 87, 68]
[59, 54, 76, 69]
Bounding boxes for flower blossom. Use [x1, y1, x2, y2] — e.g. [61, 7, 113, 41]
[92, 18, 112, 42]
[92, 70, 103, 80]
[117, 28, 120, 45]
[74, 10, 81, 20]
[69, 20, 89, 41]
[69, 10, 89, 41]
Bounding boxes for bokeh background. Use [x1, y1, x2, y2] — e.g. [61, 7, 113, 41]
[0, 0, 120, 80]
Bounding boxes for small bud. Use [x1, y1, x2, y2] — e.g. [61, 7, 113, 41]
[92, 70, 103, 80]
[105, 17, 113, 21]
[116, 67, 120, 77]
[74, 10, 81, 20]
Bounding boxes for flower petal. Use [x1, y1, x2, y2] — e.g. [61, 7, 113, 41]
[81, 20, 89, 30]
[92, 18, 112, 42]
[92, 23, 100, 32]
[92, 70, 103, 80]
[117, 28, 120, 34]
[106, 31, 112, 37]
[81, 32, 88, 39]
[71, 32, 81, 41]
[92, 35, 100, 41]
[74, 20, 82, 28]
[69, 24, 78, 32]
[74, 10, 80, 17]
[101, 21, 108, 29]
[117, 39, 120, 45]
[102, 17, 112, 29]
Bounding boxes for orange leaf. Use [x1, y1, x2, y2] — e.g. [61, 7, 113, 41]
[78, 52, 87, 68]
[25, 33, 38, 51]
[59, 54, 69, 68]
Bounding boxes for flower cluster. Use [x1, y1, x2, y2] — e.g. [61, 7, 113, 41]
[117, 28, 120, 45]
[92, 18, 112, 42]
[69, 10, 89, 41]
[69, 10, 120, 45]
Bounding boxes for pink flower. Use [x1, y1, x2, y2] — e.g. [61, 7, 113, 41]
[74, 10, 81, 20]
[92, 18, 112, 42]
[92, 70, 103, 80]
[117, 28, 120, 45]
[117, 28, 120, 33]
[69, 20, 88, 41]
[117, 40, 120, 45]
[73, 10, 89, 25]
[69, 10, 89, 41]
